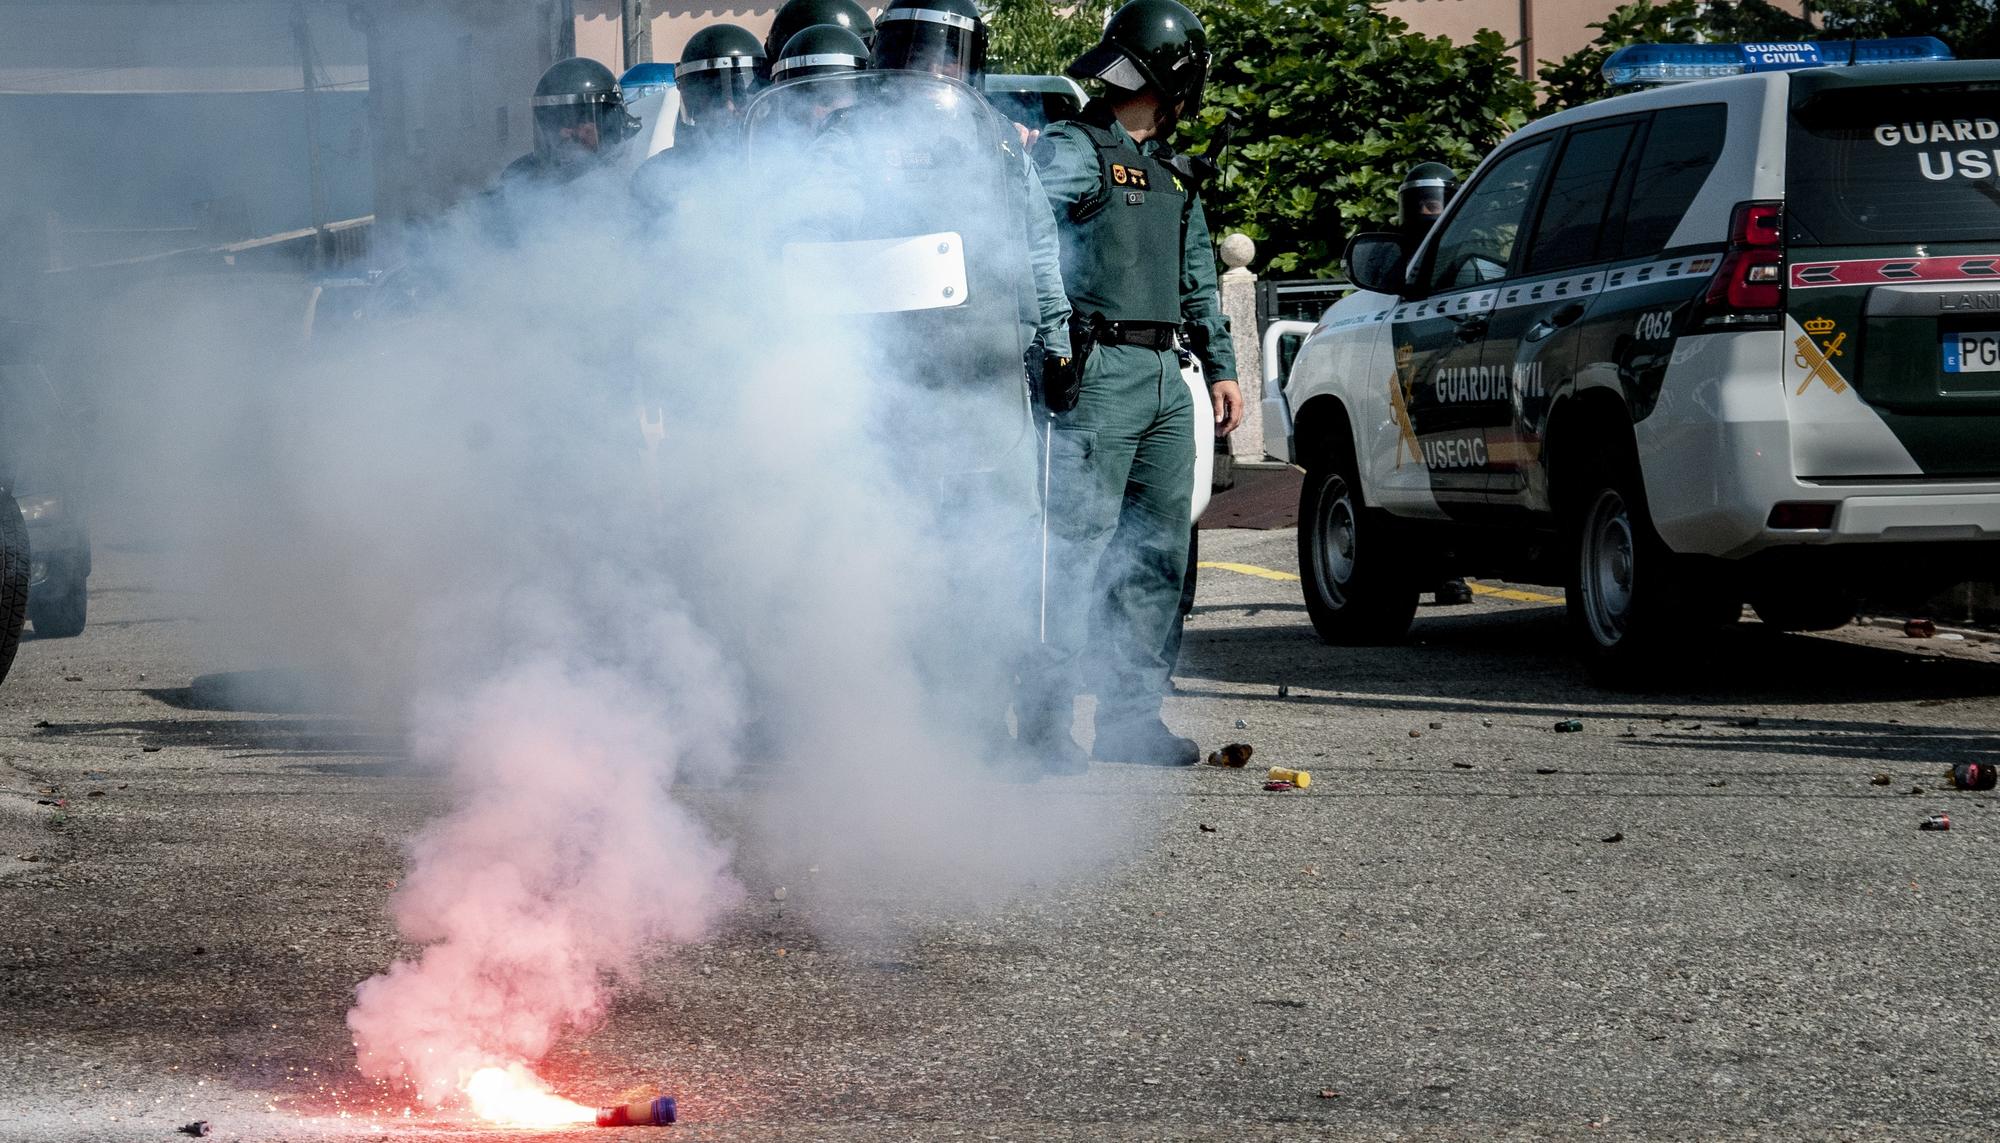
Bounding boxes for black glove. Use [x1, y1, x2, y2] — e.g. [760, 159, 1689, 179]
[1039, 350, 1080, 413]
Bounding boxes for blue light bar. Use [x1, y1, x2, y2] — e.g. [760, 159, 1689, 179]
[619, 62, 677, 94]
[1603, 37, 1953, 88]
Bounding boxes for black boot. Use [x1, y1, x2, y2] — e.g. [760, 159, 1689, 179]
[1014, 702, 1089, 777]
[1091, 717, 1200, 767]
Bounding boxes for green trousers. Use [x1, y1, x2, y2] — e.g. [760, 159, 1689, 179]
[1023, 342, 1194, 731]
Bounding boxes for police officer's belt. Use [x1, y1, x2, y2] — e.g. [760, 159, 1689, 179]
[1095, 320, 1177, 350]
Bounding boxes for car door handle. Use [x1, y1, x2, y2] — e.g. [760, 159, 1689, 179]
[1524, 302, 1587, 343]
[1451, 314, 1488, 342]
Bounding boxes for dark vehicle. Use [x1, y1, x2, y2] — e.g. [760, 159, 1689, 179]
[0, 322, 89, 639]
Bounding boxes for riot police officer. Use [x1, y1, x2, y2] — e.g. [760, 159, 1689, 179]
[762, 0, 876, 80]
[1020, 0, 1241, 770]
[631, 25, 765, 210]
[1395, 162, 1475, 608]
[772, 23, 871, 84]
[1398, 162, 1457, 240]
[501, 57, 640, 186]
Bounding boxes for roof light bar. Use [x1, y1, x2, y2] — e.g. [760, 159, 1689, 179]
[1603, 37, 1952, 88]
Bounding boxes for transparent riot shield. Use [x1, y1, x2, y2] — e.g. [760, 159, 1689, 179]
[744, 70, 1037, 477]
[745, 71, 1046, 746]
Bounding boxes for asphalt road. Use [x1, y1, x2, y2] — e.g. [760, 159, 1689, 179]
[5, 529, 2000, 1141]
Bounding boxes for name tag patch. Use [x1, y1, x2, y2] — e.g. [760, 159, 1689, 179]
[1110, 163, 1151, 189]
[1125, 190, 1146, 205]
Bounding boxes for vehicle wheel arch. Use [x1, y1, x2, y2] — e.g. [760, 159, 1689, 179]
[1292, 393, 1359, 477]
[1546, 387, 1638, 512]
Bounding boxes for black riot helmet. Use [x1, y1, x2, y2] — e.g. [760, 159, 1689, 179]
[678, 24, 766, 132]
[531, 57, 639, 160]
[1067, 0, 1210, 117]
[764, 0, 876, 76]
[871, 0, 987, 85]
[772, 23, 870, 84]
[1397, 162, 1458, 238]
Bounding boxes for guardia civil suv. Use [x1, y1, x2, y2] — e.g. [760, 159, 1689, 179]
[1264, 37, 2000, 668]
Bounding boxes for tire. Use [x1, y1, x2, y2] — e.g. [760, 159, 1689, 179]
[0, 498, 27, 685]
[1562, 440, 1723, 674]
[1747, 587, 1857, 632]
[28, 557, 86, 639]
[1297, 459, 1418, 644]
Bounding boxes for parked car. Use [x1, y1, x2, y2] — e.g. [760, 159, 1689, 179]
[0, 321, 89, 638]
[1267, 38, 1996, 670]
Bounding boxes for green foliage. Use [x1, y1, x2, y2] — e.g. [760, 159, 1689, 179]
[986, 0, 1110, 77]
[1811, 0, 2000, 59]
[1183, 0, 1537, 278]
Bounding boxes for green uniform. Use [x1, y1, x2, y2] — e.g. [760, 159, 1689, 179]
[1024, 100, 1235, 735]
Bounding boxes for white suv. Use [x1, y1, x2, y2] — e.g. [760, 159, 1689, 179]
[1263, 38, 2000, 668]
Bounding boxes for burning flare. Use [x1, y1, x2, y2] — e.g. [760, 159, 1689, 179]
[462, 1064, 595, 1129]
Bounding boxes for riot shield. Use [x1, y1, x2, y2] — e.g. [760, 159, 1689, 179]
[743, 70, 1037, 476]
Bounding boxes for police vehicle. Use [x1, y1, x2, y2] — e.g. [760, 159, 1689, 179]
[619, 62, 681, 160]
[1265, 37, 2000, 668]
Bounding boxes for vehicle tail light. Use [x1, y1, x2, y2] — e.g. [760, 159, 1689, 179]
[1698, 201, 1784, 327]
[1767, 501, 1837, 529]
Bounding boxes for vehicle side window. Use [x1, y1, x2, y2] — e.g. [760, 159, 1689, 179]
[1620, 103, 1727, 258]
[1424, 139, 1552, 293]
[1527, 120, 1640, 274]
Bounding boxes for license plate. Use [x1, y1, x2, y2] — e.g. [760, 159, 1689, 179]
[1942, 331, 2000, 373]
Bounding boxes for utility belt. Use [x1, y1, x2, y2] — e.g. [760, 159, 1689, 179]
[1090, 318, 1179, 351]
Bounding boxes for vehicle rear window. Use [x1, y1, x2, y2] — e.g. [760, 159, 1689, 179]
[1529, 119, 1641, 273]
[1622, 103, 1727, 258]
[1788, 83, 2000, 245]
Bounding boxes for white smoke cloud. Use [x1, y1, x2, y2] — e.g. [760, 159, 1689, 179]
[39, 69, 1143, 1112]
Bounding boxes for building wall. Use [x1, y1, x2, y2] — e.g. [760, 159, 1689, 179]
[358, 0, 560, 225]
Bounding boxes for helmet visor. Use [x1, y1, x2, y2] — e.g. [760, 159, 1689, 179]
[872, 10, 981, 83]
[533, 94, 637, 153]
[678, 60, 761, 125]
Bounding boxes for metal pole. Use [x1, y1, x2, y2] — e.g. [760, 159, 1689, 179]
[291, 4, 330, 268]
[622, 0, 650, 68]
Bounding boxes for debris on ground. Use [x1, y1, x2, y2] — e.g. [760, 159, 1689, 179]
[62, 676, 81, 683]
[1263, 780, 1297, 791]
[1708, 780, 1728, 788]
[1277, 684, 1290, 698]
[1920, 813, 1952, 831]
[1732, 718, 1762, 728]
[1198, 823, 1217, 833]
[1908, 786, 1926, 795]
[180, 1123, 211, 1138]
[1871, 773, 1892, 786]
[1602, 832, 1624, 843]
[1951, 762, 1997, 791]
[1205, 743, 1254, 768]
[1267, 767, 1311, 789]
[1904, 618, 1938, 638]
[1408, 729, 1423, 739]
[31, 719, 48, 728]
[1536, 767, 1560, 775]
[1235, 719, 1247, 729]
[1452, 761, 1474, 769]
[1317, 1089, 1342, 1099]
[1428, 721, 1444, 730]
[1554, 719, 1584, 733]
[772, 886, 787, 902]
[142, 745, 162, 753]
[1482, 719, 1494, 728]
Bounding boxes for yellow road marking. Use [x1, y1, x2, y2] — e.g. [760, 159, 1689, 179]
[1197, 562, 1564, 604]
[1197, 561, 1300, 582]
[1467, 582, 1564, 604]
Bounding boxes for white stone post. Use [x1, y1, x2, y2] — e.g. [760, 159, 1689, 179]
[1217, 232, 1262, 458]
